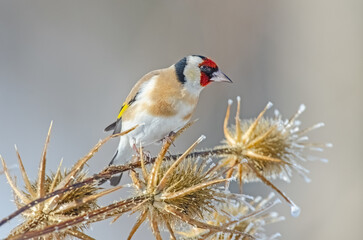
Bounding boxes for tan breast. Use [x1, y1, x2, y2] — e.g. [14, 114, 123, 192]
[146, 66, 199, 117]
[122, 65, 199, 121]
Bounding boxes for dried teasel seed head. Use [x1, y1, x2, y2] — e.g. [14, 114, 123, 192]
[122, 136, 253, 240]
[1, 123, 107, 240]
[179, 192, 284, 240]
[7, 168, 99, 239]
[219, 98, 330, 216]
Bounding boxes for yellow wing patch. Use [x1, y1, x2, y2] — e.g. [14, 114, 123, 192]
[117, 103, 129, 119]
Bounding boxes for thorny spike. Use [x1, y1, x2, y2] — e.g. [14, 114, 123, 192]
[12, 189, 23, 210]
[225, 166, 235, 189]
[148, 121, 196, 192]
[224, 99, 235, 145]
[245, 151, 291, 165]
[238, 163, 243, 193]
[57, 125, 138, 189]
[14, 145, 36, 198]
[130, 170, 143, 190]
[286, 104, 306, 130]
[38, 121, 53, 200]
[127, 210, 148, 240]
[1, 155, 30, 204]
[67, 230, 95, 240]
[296, 122, 325, 136]
[47, 126, 137, 213]
[139, 144, 148, 182]
[54, 185, 123, 214]
[161, 179, 226, 200]
[162, 214, 177, 240]
[242, 102, 273, 144]
[247, 162, 300, 217]
[148, 137, 173, 192]
[111, 214, 122, 224]
[150, 214, 162, 240]
[246, 125, 277, 149]
[164, 205, 255, 239]
[203, 161, 224, 179]
[201, 197, 281, 239]
[48, 158, 63, 193]
[45, 158, 64, 211]
[203, 155, 236, 179]
[9, 196, 148, 240]
[156, 135, 206, 192]
[235, 96, 243, 142]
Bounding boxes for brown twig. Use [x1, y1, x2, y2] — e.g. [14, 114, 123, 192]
[7, 195, 148, 240]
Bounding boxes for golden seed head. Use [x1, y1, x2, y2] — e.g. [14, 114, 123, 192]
[133, 157, 223, 226]
[9, 169, 98, 238]
[1, 123, 100, 239]
[221, 98, 329, 184]
[180, 193, 284, 240]
[124, 134, 253, 240]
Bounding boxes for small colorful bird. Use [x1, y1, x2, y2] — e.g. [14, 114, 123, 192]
[105, 55, 231, 185]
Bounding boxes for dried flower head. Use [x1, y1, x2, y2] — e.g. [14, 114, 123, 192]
[1, 123, 122, 240]
[122, 135, 254, 240]
[179, 193, 284, 240]
[218, 97, 330, 216]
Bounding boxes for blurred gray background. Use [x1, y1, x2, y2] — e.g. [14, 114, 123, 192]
[0, 0, 362, 239]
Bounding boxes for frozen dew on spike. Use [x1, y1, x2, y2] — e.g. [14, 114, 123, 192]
[298, 104, 306, 114]
[228, 99, 233, 105]
[290, 203, 301, 217]
[298, 136, 309, 142]
[295, 120, 302, 126]
[270, 212, 279, 218]
[274, 109, 280, 117]
[254, 196, 262, 202]
[301, 173, 312, 183]
[198, 135, 206, 142]
[326, 143, 333, 148]
[181, 194, 284, 239]
[313, 122, 325, 130]
[270, 232, 282, 239]
[267, 192, 276, 200]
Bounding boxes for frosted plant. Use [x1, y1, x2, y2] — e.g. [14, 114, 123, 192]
[179, 193, 284, 240]
[0, 99, 330, 240]
[215, 97, 331, 216]
[1, 123, 124, 240]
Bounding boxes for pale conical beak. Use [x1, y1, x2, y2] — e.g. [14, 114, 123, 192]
[210, 70, 232, 83]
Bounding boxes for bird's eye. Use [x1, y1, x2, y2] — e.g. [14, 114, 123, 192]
[200, 65, 213, 74]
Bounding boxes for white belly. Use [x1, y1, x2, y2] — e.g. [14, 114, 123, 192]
[122, 106, 192, 147]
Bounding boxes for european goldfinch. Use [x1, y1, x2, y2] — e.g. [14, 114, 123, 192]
[105, 55, 231, 185]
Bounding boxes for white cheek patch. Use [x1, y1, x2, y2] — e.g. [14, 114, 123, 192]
[183, 56, 204, 94]
[184, 64, 200, 82]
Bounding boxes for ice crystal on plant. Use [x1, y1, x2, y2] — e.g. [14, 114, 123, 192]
[218, 97, 330, 214]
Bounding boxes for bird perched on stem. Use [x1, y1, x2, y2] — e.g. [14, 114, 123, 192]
[105, 55, 231, 185]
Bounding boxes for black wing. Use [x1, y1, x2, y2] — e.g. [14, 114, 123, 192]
[104, 117, 122, 134]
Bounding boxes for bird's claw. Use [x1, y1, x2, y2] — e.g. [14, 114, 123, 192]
[160, 131, 176, 146]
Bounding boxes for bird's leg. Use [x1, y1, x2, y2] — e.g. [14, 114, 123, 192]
[160, 131, 176, 146]
[132, 143, 140, 155]
[132, 143, 151, 161]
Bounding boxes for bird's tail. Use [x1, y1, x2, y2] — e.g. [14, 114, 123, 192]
[108, 150, 123, 186]
[109, 149, 119, 166]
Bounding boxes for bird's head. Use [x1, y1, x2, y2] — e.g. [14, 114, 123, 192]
[174, 55, 232, 94]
